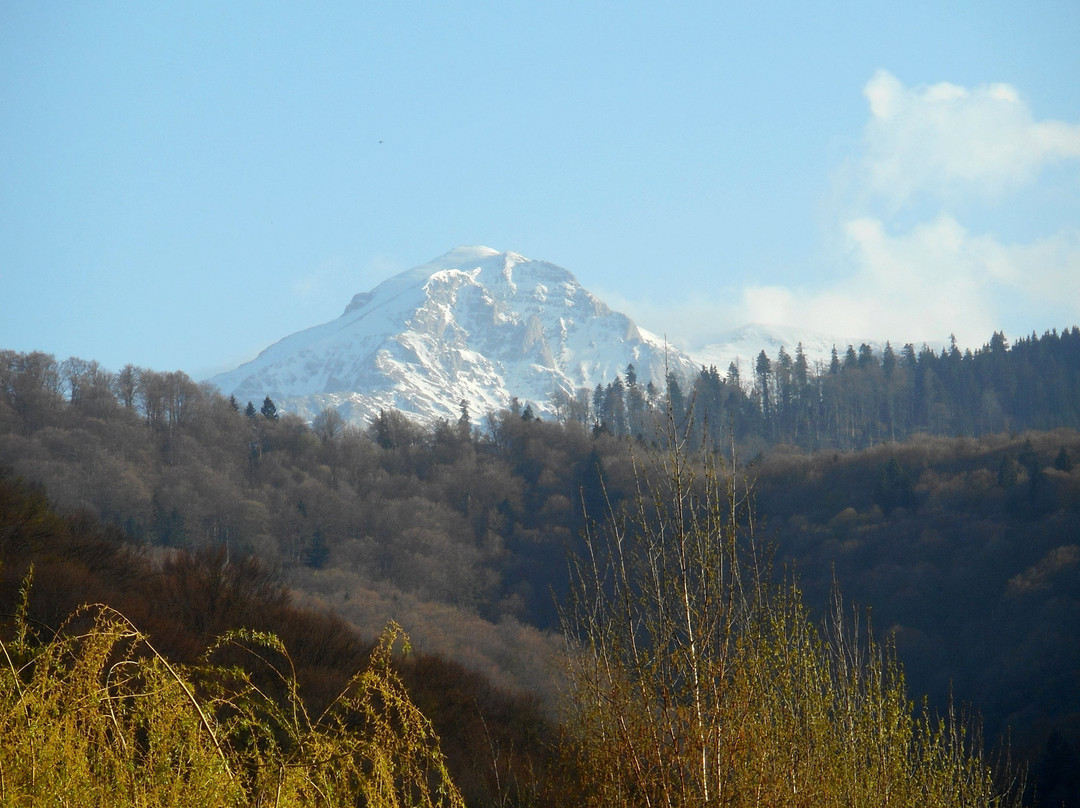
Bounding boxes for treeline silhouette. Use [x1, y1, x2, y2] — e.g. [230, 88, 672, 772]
[574, 328, 1080, 452]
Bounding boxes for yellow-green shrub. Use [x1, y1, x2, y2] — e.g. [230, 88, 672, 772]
[559, 436, 1022, 808]
[0, 570, 463, 808]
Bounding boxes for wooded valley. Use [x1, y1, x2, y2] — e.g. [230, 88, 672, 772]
[1, 329, 1078, 805]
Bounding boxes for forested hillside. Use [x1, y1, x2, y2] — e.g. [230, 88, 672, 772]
[578, 327, 1080, 452]
[2, 331, 1079, 804]
[0, 473, 558, 806]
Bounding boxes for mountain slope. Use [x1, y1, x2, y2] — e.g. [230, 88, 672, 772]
[211, 246, 697, 424]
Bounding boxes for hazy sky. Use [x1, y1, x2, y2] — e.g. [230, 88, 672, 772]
[3, 2, 1079, 378]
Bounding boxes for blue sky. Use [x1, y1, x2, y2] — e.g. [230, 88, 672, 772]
[2, 1, 1079, 378]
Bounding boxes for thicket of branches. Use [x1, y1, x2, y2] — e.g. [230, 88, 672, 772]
[559, 429, 1022, 807]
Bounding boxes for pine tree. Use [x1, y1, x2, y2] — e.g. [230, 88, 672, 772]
[305, 526, 330, 569]
[666, 373, 686, 429]
[260, 395, 279, 420]
[843, 345, 858, 370]
[457, 398, 471, 439]
[794, 343, 809, 389]
[755, 350, 772, 419]
[1054, 446, 1073, 472]
[605, 376, 627, 436]
[882, 342, 897, 379]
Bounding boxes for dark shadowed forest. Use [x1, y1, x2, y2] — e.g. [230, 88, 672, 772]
[2, 329, 1079, 805]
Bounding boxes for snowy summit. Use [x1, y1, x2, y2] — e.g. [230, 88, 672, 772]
[210, 247, 697, 425]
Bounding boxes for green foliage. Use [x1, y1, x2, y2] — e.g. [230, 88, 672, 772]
[568, 326, 1080, 452]
[559, 434, 1022, 807]
[260, 395, 279, 420]
[305, 525, 329, 568]
[0, 582, 464, 807]
[873, 456, 918, 514]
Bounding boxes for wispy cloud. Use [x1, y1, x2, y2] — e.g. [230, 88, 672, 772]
[857, 70, 1080, 210]
[633, 71, 1080, 353]
[785, 215, 1079, 346]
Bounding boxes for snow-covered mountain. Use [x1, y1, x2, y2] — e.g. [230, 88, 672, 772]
[689, 323, 883, 379]
[210, 246, 698, 425]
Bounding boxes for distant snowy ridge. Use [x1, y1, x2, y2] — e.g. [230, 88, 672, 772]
[210, 246, 698, 425]
[689, 323, 884, 378]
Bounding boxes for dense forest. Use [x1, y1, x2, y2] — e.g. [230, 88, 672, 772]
[1, 329, 1079, 805]
[570, 327, 1080, 452]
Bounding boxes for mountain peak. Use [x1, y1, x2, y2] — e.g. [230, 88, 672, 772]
[211, 248, 697, 425]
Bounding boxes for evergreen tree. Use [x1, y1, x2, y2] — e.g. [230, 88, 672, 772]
[755, 350, 772, 418]
[843, 345, 858, 370]
[666, 373, 686, 429]
[857, 342, 876, 368]
[882, 342, 897, 379]
[626, 370, 647, 437]
[873, 457, 917, 515]
[902, 343, 918, 369]
[1055, 446, 1074, 472]
[645, 380, 660, 408]
[592, 384, 605, 430]
[260, 395, 279, 420]
[305, 526, 330, 569]
[604, 376, 627, 437]
[794, 343, 809, 389]
[775, 347, 793, 434]
[458, 398, 471, 439]
[726, 361, 741, 388]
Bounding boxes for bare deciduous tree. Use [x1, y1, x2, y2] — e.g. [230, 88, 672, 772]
[559, 423, 1021, 807]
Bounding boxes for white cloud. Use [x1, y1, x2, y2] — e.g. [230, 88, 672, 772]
[859, 69, 1080, 209]
[731, 216, 1080, 349]
[619, 72, 1080, 356]
[624, 215, 1080, 357]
